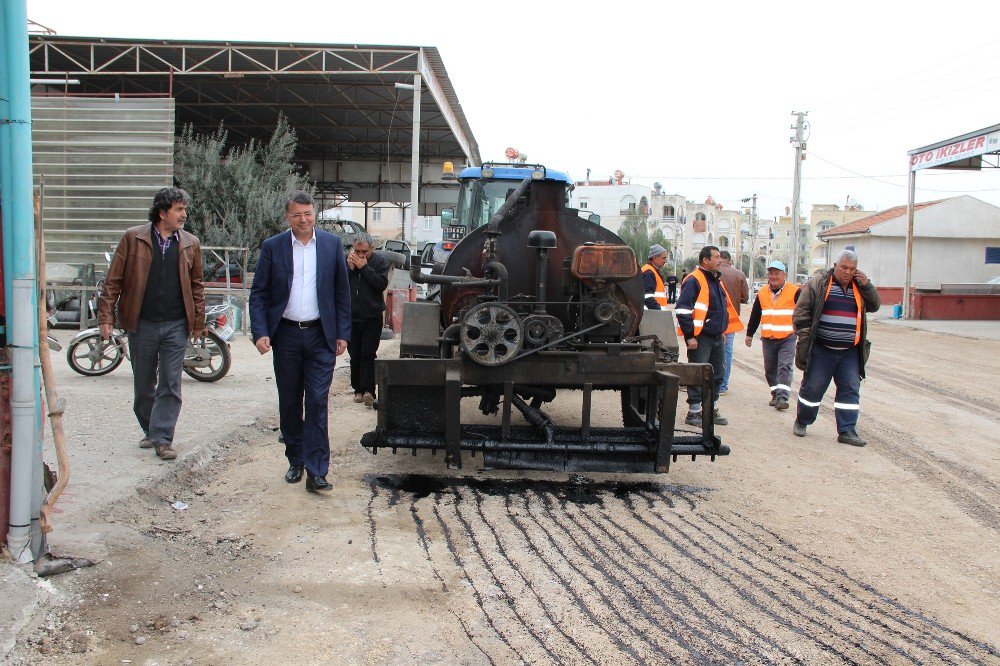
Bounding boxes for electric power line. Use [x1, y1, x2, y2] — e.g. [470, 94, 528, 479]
[808, 153, 1000, 193]
[821, 83, 1000, 136]
[821, 72, 1000, 127]
[809, 36, 1000, 111]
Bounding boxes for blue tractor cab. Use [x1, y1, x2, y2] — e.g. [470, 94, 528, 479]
[443, 164, 573, 242]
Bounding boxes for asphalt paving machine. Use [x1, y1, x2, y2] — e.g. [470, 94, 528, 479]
[360, 164, 729, 473]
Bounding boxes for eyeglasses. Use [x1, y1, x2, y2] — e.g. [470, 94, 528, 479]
[287, 212, 313, 220]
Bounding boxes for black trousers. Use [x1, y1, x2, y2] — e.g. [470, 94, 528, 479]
[349, 316, 383, 396]
[685, 332, 725, 411]
[272, 322, 335, 477]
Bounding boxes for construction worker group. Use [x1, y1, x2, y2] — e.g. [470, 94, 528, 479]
[642, 244, 880, 447]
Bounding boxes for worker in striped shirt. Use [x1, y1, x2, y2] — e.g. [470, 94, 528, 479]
[791, 250, 880, 447]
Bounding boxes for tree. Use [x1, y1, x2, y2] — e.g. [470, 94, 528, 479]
[616, 210, 669, 266]
[174, 115, 313, 259]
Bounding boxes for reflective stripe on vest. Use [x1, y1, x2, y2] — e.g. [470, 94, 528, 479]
[675, 268, 744, 337]
[758, 283, 799, 340]
[640, 264, 668, 308]
[823, 276, 863, 345]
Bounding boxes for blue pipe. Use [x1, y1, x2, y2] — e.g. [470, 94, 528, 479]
[0, 3, 13, 314]
[3, 0, 41, 562]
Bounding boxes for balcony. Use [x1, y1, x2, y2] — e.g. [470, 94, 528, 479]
[660, 215, 677, 224]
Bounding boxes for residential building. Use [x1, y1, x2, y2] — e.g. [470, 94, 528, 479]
[818, 195, 1000, 290]
[768, 212, 810, 278]
[807, 203, 876, 272]
[570, 181, 652, 235]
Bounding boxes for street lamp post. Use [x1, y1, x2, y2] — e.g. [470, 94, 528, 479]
[672, 216, 685, 276]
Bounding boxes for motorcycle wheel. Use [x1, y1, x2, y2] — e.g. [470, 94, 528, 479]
[66, 333, 125, 376]
[183, 330, 231, 382]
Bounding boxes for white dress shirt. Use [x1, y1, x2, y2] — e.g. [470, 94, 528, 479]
[282, 230, 320, 322]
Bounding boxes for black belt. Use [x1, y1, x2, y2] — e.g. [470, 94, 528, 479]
[281, 317, 321, 329]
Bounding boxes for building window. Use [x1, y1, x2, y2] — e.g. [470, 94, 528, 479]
[774, 243, 781, 250]
[663, 205, 675, 217]
[694, 212, 706, 221]
[580, 201, 588, 209]
[372, 208, 382, 222]
[424, 217, 432, 231]
[986, 247, 1000, 264]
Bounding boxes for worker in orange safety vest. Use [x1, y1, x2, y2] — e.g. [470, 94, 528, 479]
[745, 260, 800, 410]
[641, 244, 669, 309]
[674, 245, 742, 428]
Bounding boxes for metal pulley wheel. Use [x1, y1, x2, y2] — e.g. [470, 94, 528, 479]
[460, 302, 524, 366]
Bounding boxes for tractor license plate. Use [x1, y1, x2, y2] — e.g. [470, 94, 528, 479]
[443, 225, 466, 241]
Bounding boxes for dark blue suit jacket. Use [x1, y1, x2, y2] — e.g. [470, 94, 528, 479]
[249, 229, 352, 352]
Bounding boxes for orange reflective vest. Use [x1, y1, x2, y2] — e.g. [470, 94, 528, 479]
[640, 263, 668, 308]
[675, 268, 744, 338]
[823, 277, 863, 345]
[758, 283, 799, 340]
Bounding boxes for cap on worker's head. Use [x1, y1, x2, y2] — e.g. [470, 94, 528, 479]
[767, 260, 787, 272]
[648, 244, 668, 259]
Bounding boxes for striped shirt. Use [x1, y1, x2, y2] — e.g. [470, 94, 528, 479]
[816, 281, 858, 349]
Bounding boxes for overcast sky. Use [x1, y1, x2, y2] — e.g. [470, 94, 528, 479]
[25, 0, 1000, 220]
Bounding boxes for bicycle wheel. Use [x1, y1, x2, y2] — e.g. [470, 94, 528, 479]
[183, 330, 232, 382]
[66, 333, 125, 376]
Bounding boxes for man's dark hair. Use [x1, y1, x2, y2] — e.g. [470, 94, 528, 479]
[699, 245, 720, 264]
[285, 190, 314, 211]
[148, 187, 191, 224]
[719, 250, 732, 261]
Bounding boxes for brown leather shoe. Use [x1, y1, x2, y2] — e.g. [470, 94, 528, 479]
[352, 393, 364, 403]
[155, 444, 177, 460]
[363, 393, 375, 407]
[139, 437, 153, 449]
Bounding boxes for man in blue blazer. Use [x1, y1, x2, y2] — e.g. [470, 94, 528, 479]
[249, 191, 351, 492]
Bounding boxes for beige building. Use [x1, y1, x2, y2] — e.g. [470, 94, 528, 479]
[766, 213, 810, 278]
[807, 204, 876, 272]
[648, 190, 747, 269]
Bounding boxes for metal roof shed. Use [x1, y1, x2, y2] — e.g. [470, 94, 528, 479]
[27, 35, 481, 224]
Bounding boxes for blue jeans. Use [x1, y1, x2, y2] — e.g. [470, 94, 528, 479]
[795, 344, 862, 433]
[720, 332, 735, 392]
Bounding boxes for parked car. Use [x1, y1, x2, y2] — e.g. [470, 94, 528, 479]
[320, 220, 368, 250]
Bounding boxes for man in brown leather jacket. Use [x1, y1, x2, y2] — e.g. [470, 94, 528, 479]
[98, 187, 205, 460]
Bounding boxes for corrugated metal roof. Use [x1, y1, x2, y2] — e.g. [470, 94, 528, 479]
[28, 35, 481, 165]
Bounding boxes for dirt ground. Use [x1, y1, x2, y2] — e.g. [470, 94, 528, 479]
[8, 321, 1000, 665]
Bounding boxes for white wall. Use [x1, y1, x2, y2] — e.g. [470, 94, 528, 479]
[875, 196, 1000, 239]
[823, 235, 1000, 287]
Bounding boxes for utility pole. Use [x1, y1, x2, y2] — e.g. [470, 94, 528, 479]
[741, 194, 757, 281]
[789, 111, 807, 281]
[395, 75, 423, 247]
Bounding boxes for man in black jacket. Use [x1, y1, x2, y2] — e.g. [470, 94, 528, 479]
[347, 233, 391, 407]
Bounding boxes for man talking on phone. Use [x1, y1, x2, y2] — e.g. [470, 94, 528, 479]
[791, 250, 880, 446]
